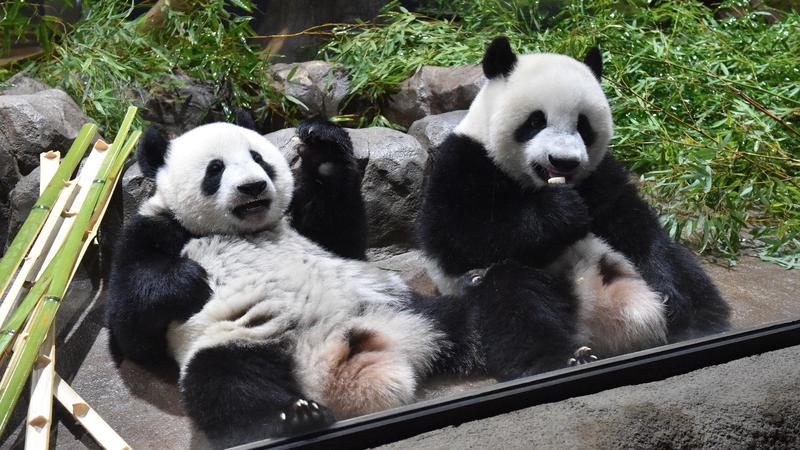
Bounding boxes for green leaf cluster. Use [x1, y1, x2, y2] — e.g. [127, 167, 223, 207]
[322, 0, 800, 267]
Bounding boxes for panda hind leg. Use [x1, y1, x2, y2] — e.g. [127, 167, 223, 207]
[313, 328, 417, 418]
[578, 251, 668, 356]
[180, 342, 334, 446]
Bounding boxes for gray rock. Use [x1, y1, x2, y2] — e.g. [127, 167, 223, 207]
[120, 164, 156, 225]
[265, 126, 425, 247]
[140, 74, 216, 138]
[6, 167, 40, 244]
[408, 110, 467, 156]
[268, 61, 350, 119]
[0, 145, 21, 201]
[0, 88, 90, 174]
[383, 65, 484, 128]
[351, 127, 426, 247]
[0, 73, 51, 95]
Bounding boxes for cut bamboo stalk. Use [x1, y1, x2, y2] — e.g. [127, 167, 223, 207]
[0, 107, 139, 436]
[0, 124, 97, 300]
[0, 278, 52, 363]
[25, 331, 55, 450]
[24, 151, 63, 450]
[36, 142, 111, 281]
[0, 183, 78, 328]
[54, 374, 131, 450]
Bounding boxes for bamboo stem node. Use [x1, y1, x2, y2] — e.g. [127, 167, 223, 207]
[28, 415, 48, 428]
[72, 402, 90, 417]
[33, 354, 51, 369]
[43, 151, 59, 160]
[94, 140, 109, 151]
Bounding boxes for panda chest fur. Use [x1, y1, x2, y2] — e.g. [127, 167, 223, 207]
[165, 221, 412, 368]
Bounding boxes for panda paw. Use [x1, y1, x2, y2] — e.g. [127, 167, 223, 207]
[275, 398, 335, 436]
[567, 346, 598, 367]
[296, 120, 357, 178]
[543, 185, 591, 231]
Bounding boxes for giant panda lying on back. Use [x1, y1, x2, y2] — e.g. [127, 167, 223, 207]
[106, 116, 446, 445]
[419, 37, 731, 360]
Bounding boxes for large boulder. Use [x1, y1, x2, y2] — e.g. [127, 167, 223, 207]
[0, 73, 51, 96]
[5, 167, 40, 246]
[268, 61, 350, 119]
[266, 126, 426, 247]
[408, 110, 467, 157]
[139, 74, 217, 139]
[119, 164, 156, 225]
[0, 88, 90, 175]
[383, 65, 484, 128]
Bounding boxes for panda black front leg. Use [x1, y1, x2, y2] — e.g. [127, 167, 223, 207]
[290, 119, 368, 260]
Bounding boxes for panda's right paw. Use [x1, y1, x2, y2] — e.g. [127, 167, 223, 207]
[275, 398, 335, 436]
[296, 120, 357, 179]
[543, 185, 591, 231]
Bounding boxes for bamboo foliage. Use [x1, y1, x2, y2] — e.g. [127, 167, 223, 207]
[0, 106, 140, 437]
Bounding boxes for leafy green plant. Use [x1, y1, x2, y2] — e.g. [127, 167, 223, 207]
[323, 0, 800, 266]
[1, 0, 294, 135]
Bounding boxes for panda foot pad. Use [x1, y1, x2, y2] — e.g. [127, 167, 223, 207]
[277, 398, 334, 435]
[567, 346, 598, 366]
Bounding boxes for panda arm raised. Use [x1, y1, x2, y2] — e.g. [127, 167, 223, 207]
[289, 120, 368, 260]
[420, 134, 590, 274]
[106, 213, 211, 365]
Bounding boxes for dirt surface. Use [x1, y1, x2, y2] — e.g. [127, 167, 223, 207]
[0, 255, 797, 449]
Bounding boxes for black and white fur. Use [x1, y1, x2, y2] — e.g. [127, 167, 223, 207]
[106, 117, 442, 445]
[419, 37, 730, 361]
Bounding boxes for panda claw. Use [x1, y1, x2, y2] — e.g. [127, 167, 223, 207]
[568, 346, 599, 366]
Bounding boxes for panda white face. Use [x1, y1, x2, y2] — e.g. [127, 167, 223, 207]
[456, 39, 613, 188]
[145, 122, 294, 236]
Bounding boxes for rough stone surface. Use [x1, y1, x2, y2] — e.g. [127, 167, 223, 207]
[382, 343, 800, 450]
[0, 73, 50, 96]
[5, 167, 39, 246]
[383, 65, 484, 128]
[139, 74, 217, 139]
[0, 88, 90, 174]
[268, 61, 349, 119]
[350, 127, 427, 247]
[120, 164, 156, 225]
[408, 109, 467, 156]
[0, 144, 21, 201]
[266, 127, 426, 247]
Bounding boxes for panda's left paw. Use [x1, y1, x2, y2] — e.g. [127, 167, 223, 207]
[567, 346, 598, 366]
[276, 398, 335, 436]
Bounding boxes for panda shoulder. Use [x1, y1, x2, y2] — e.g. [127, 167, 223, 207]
[121, 213, 193, 255]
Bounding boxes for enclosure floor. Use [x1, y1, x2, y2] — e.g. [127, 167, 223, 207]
[0, 255, 797, 450]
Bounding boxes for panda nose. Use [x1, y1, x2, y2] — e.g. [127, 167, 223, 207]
[238, 181, 267, 197]
[548, 155, 580, 172]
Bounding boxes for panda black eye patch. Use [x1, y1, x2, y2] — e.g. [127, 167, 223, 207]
[251, 150, 276, 180]
[202, 159, 225, 196]
[577, 114, 596, 147]
[514, 110, 547, 143]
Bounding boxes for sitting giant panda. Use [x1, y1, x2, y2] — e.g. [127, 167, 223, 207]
[106, 117, 447, 444]
[418, 37, 731, 359]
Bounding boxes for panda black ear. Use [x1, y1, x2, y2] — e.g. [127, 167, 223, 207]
[138, 126, 168, 178]
[583, 46, 602, 81]
[235, 109, 257, 131]
[483, 36, 517, 79]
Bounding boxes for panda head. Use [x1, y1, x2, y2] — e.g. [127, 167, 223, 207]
[138, 113, 294, 236]
[457, 36, 613, 188]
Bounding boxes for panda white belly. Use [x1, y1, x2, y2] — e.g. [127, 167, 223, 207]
[167, 220, 442, 417]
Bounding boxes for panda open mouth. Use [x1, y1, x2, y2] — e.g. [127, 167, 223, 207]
[232, 199, 272, 219]
[532, 163, 576, 183]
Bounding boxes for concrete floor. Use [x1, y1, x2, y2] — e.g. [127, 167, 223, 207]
[0, 254, 798, 449]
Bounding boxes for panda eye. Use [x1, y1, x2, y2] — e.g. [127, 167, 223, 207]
[577, 114, 596, 147]
[514, 110, 547, 143]
[250, 150, 263, 163]
[206, 159, 225, 175]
